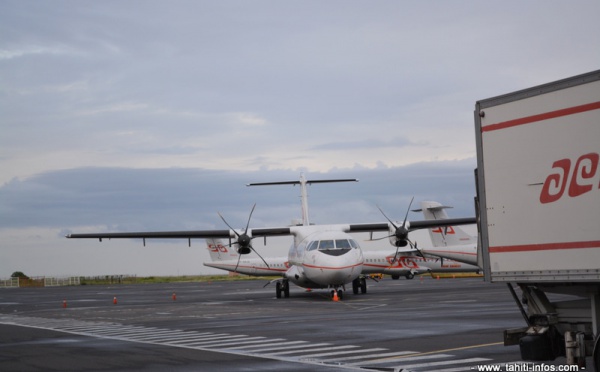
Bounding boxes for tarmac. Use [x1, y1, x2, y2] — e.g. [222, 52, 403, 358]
[0, 276, 573, 371]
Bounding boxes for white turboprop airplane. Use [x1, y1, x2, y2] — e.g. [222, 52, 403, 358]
[203, 203, 481, 283]
[67, 175, 476, 299]
[412, 201, 479, 266]
[204, 238, 429, 281]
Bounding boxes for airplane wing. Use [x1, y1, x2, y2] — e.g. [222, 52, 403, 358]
[66, 218, 475, 243]
[347, 217, 476, 233]
[347, 216, 476, 249]
[66, 227, 292, 246]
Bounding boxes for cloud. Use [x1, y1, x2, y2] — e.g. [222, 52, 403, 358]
[311, 136, 419, 151]
[0, 161, 476, 230]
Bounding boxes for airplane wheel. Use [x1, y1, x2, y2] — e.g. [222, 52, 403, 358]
[337, 289, 344, 300]
[283, 280, 290, 298]
[405, 272, 414, 280]
[352, 279, 360, 294]
[276, 282, 282, 299]
[360, 278, 367, 294]
[391, 275, 400, 280]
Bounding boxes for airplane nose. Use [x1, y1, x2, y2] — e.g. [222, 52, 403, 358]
[304, 253, 363, 286]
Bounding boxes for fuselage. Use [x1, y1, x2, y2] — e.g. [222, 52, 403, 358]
[285, 226, 364, 289]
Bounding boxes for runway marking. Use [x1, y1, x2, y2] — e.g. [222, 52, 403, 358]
[244, 342, 332, 353]
[349, 353, 453, 366]
[233, 340, 310, 350]
[299, 347, 388, 360]
[264, 345, 359, 356]
[393, 357, 490, 371]
[358, 341, 503, 365]
[319, 350, 417, 362]
[0, 314, 495, 371]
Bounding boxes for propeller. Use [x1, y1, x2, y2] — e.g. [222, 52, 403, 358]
[376, 197, 420, 264]
[218, 203, 270, 272]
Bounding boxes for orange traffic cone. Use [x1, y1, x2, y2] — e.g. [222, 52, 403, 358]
[332, 291, 339, 302]
[62, 299, 67, 308]
[172, 292, 177, 301]
[113, 296, 118, 305]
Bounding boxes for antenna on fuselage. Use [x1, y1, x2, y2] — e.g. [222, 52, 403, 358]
[247, 174, 358, 226]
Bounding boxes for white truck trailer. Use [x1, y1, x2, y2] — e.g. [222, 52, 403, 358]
[474, 69, 600, 369]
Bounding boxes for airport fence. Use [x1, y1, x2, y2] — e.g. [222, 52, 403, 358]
[0, 276, 82, 288]
[0, 277, 19, 288]
[45, 277, 81, 287]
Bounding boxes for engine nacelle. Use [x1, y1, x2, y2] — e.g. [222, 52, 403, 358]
[388, 220, 410, 247]
[233, 229, 252, 254]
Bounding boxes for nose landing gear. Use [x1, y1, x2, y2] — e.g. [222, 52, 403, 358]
[330, 288, 344, 300]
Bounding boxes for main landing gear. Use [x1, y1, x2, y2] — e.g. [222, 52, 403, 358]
[275, 279, 290, 299]
[352, 277, 367, 295]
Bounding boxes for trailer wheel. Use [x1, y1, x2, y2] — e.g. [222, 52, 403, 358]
[593, 334, 599, 372]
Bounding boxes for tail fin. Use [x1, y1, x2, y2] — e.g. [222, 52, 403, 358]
[205, 239, 239, 262]
[413, 201, 476, 247]
[247, 173, 358, 226]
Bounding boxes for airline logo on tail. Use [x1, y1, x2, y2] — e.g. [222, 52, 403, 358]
[206, 239, 239, 262]
[431, 226, 455, 235]
[208, 242, 229, 253]
[414, 201, 476, 247]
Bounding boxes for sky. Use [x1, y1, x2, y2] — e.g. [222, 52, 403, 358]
[1, 1, 599, 278]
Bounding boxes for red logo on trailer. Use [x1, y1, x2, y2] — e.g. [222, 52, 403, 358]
[540, 152, 600, 204]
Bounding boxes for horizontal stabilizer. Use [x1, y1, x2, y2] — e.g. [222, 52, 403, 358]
[247, 179, 358, 187]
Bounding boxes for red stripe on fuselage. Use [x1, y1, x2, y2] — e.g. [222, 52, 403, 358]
[302, 263, 363, 270]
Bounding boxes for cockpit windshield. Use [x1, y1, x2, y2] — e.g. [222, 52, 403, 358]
[318, 240, 335, 249]
[306, 239, 359, 252]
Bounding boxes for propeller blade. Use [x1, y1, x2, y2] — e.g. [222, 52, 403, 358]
[218, 212, 240, 238]
[410, 240, 425, 258]
[377, 205, 399, 229]
[367, 234, 394, 242]
[391, 245, 400, 264]
[250, 245, 270, 269]
[245, 203, 257, 233]
[234, 253, 242, 272]
[263, 278, 280, 288]
[402, 197, 415, 229]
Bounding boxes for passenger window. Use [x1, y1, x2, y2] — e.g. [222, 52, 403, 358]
[318, 240, 334, 249]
